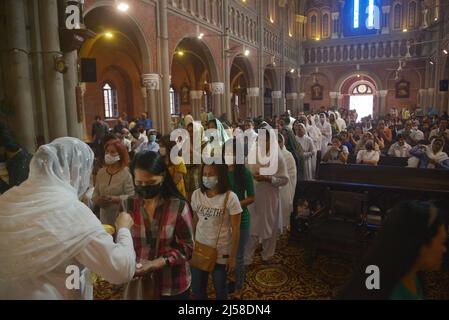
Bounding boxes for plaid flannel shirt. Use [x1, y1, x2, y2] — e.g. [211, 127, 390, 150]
[129, 196, 194, 296]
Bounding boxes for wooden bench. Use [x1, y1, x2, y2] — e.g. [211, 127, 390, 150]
[301, 163, 449, 215]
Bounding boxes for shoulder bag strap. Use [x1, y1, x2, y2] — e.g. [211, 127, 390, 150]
[214, 191, 231, 248]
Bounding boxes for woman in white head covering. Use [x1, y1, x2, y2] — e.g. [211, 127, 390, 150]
[0, 137, 136, 300]
[409, 138, 449, 169]
[316, 113, 332, 154]
[277, 134, 297, 234]
[306, 115, 323, 152]
[293, 122, 317, 180]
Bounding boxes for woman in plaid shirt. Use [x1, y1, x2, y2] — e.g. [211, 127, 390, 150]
[128, 151, 194, 300]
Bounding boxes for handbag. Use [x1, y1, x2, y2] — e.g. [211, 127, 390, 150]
[190, 191, 230, 273]
[123, 201, 167, 300]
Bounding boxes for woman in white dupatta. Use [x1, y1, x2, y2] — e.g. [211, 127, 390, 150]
[294, 122, 316, 180]
[277, 134, 297, 234]
[0, 137, 136, 300]
[316, 113, 332, 155]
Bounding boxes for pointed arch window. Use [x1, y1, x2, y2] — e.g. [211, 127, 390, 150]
[408, 1, 417, 29]
[103, 83, 118, 118]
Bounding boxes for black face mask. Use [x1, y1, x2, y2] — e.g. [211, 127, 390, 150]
[135, 184, 162, 199]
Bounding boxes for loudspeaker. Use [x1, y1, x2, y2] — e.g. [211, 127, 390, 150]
[440, 80, 448, 92]
[80, 58, 97, 83]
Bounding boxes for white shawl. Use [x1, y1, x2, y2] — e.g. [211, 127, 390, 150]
[0, 138, 104, 281]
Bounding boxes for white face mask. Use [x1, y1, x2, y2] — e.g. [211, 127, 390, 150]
[105, 154, 120, 165]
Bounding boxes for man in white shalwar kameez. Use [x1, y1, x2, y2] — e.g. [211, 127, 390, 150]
[0, 137, 136, 300]
[277, 134, 297, 233]
[244, 132, 289, 264]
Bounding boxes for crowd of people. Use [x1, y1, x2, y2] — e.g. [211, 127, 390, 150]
[0, 104, 448, 300]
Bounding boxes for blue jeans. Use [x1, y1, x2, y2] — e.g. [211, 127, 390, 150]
[191, 264, 228, 300]
[235, 227, 250, 291]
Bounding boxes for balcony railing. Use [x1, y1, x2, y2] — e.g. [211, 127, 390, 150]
[303, 35, 424, 65]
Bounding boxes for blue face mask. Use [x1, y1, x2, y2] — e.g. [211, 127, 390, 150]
[203, 176, 218, 190]
[149, 135, 156, 143]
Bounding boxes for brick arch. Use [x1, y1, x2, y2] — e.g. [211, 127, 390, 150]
[83, 3, 153, 73]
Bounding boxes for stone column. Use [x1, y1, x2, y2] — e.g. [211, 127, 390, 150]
[258, 0, 265, 118]
[422, 8, 429, 28]
[39, 0, 68, 140]
[63, 50, 83, 139]
[419, 89, 427, 113]
[378, 90, 388, 117]
[382, 6, 391, 34]
[427, 88, 435, 110]
[331, 12, 339, 39]
[272, 91, 282, 117]
[79, 83, 89, 142]
[286, 93, 298, 116]
[143, 74, 160, 131]
[211, 82, 224, 116]
[190, 91, 203, 120]
[329, 91, 339, 107]
[159, 0, 171, 133]
[299, 93, 305, 113]
[5, 0, 37, 151]
[223, 0, 232, 122]
[337, 93, 344, 108]
[247, 87, 260, 118]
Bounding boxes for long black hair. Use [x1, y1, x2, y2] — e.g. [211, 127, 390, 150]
[130, 151, 186, 202]
[337, 201, 446, 300]
[222, 138, 246, 197]
[200, 163, 230, 194]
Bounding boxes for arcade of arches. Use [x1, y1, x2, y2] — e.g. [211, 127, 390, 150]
[1, 1, 448, 151]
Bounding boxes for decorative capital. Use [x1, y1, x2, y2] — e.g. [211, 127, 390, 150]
[190, 90, 203, 99]
[299, 93, 306, 99]
[247, 87, 260, 97]
[142, 74, 160, 90]
[286, 92, 298, 100]
[329, 92, 339, 99]
[211, 82, 225, 95]
[296, 15, 306, 24]
[272, 91, 282, 99]
[141, 87, 147, 98]
[331, 12, 339, 20]
[382, 6, 391, 14]
[428, 88, 435, 93]
[378, 90, 388, 97]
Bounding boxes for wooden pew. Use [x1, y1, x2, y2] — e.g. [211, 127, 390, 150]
[301, 163, 449, 215]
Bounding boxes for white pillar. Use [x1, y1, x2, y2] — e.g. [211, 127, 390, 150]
[286, 93, 298, 116]
[337, 93, 344, 108]
[143, 74, 160, 131]
[159, 0, 171, 133]
[64, 50, 83, 139]
[378, 90, 388, 116]
[211, 82, 225, 116]
[272, 91, 282, 117]
[427, 88, 435, 110]
[419, 89, 427, 113]
[190, 90, 203, 121]
[247, 87, 260, 118]
[299, 93, 306, 113]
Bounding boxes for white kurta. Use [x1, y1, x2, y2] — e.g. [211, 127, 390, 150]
[296, 135, 316, 180]
[248, 149, 289, 240]
[0, 229, 136, 300]
[279, 148, 297, 233]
